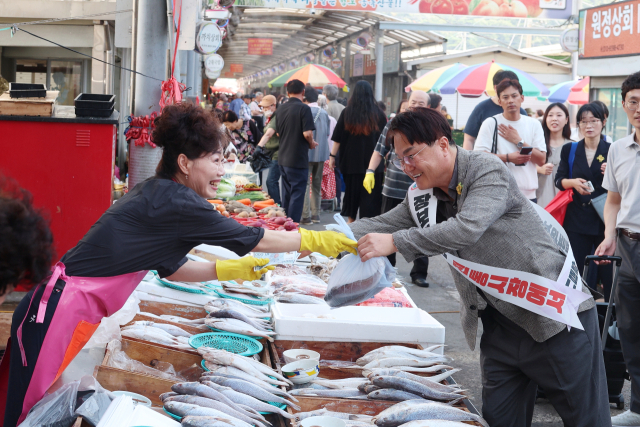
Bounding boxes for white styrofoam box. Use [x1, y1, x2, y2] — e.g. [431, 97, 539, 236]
[272, 303, 445, 347]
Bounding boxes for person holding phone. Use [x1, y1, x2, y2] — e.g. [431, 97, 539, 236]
[474, 79, 547, 202]
[555, 102, 612, 299]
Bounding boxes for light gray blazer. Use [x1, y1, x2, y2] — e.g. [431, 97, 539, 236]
[349, 147, 595, 350]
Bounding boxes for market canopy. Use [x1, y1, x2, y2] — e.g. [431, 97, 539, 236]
[405, 63, 467, 93]
[216, 8, 446, 78]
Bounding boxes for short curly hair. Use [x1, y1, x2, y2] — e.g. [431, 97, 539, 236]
[152, 103, 225, 179]
[0, 176, 54, 295]
[621, 71, 640, 102]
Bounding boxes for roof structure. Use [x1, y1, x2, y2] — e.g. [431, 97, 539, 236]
[216, 8, 446, 78]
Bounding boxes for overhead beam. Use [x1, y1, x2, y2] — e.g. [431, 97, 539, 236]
[378, 22, 564, 36]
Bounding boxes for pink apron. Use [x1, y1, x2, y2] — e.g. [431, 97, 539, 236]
[0, 262, 147, 424]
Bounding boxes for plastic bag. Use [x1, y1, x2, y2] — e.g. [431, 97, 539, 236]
[105, 340, 185, 382]
[324, 214, 395, 308]
[75, 392, 112, 426]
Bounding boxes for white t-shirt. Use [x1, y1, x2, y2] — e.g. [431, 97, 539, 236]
[475, 113, 547, 200]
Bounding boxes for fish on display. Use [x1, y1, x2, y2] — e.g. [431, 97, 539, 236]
[289, 388, 367, 399]
[366, 370, 462, 393]
[205, 318, 276, 341]
[293, 409, 373, 423]
[276, 293, 327, 304]
[357, 349, 448, 367]
[181, 416, 238, 427]
[396, 422, 475, 427]
[206, 309, 272, 332]
[358, 383, 381, 393]
[206, 299, 270, 316]
[129, 320, 193, 338]
[172, 382, 261, 418]
[311, 378, 370, 390]
[197, 349, 291, 384]
[160, 391, 178, 401]
[164, 395, 269, 427]
[372, 402, 489, 427]
[368, 389, 426, 402]
[362, 357, 451, 370]
[370, 377, 464, 402]
[120, 328, 192, 350]
[201, 380, 296, 419]
[203, 365, 289, 388]
[203, 376, 300, 410]
[202, 371, 296, 400]
[164, 402, 253, 427]
[159, 314, 207, 324]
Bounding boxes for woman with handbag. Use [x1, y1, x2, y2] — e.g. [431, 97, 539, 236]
[536, 103, 573, 207]
[555, 102, 613, 299]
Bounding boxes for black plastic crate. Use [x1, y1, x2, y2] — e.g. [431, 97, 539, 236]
[74, 94, 115, 110]
[9, 83, 47, 99]
[75, 106, 114, 118]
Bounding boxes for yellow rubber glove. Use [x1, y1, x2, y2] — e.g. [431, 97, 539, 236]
[216, 257, 275, 282]
[299, 228, 358, 258]
[363, 172, 375, 194]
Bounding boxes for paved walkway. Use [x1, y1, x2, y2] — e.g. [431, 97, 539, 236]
[304, 209, 629, 426]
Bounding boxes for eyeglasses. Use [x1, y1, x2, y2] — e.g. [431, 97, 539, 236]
[391, 144, 429, 169]
[578, 119, 602, 128]
[624, 100, 639, 111]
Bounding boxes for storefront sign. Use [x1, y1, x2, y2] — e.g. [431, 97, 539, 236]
[331, 58, 343, 69]
[205, 54, 225, 72]
[196, 22, 223, 55]
[230, 64, 244, 73]
[352, 54, 364, 77]
[235, 0, 572, 19]
[248, 38, 273, 55]
[579, 0, 640, 59]
[383, 42, 401, 74]
[206, 68, 222, 79]
[224, 71, 235, 77]
[364, 55, 377, 76]
[560, 28, 579, 52]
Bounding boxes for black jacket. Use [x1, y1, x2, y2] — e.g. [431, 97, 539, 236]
[555, 138, 610, 236]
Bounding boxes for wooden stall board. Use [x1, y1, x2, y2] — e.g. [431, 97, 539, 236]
[268, 340, 481, 426]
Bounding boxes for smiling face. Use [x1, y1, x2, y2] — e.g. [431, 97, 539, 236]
[546, 106, 569, 134]
[393, 133, 453, 191]
[180, 151, 226, 199]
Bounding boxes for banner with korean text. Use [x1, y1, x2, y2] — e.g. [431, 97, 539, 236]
[579, 0, 640, 59]
[248, 39, 273, 55]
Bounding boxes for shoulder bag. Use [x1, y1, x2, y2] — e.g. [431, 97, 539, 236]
[544, 142, 578, 224]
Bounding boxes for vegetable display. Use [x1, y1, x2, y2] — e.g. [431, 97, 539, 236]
[217, 178, 237, 199]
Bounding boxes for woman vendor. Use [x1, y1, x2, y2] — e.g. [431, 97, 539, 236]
[0, 103, 356, 427]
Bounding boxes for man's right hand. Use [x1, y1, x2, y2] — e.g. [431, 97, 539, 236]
[509, 153, 531, 165]
[595, 236, 617, 264]
[310, 140, 319, 149]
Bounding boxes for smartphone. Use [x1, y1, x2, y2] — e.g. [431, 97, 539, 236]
[519, 146, 533, 155]
[586, 181, 595, 193]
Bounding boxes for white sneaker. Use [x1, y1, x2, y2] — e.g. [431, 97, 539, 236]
[612, 410, 640, 427]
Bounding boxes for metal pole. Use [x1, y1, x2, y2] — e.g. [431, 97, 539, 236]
[344, 41, 351, 90]
[375, 28, 384, 101]
[130, 0, 168, 188]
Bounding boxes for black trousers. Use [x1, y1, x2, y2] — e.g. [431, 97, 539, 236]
[381, 195, 429, 280]
[341, 173, 383, 220]
[480, 305, 610, 427]
[613, 234, 640, 413]
[4, 279, 65, 427]
[566, 230, 613, 301]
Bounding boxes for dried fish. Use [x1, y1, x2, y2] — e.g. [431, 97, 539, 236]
[370, 377, 464, 402]
[372, 402, 489, 427]
[205, 318, 275, 341]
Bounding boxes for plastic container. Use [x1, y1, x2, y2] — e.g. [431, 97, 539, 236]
[283, 349, 320, 364]
[74, 93, 115, 109]
[282, 359, 320, 384]
[75, 107, 115, 118]
[9, 83, 46, 98]
[301, 416, 346, 427]
[272, 303, 445, 346]
[189, 332, 263, 356]
[111, 391, 152, 407]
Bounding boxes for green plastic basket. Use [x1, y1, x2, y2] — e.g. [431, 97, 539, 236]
[163, 407, 181, 421]
[214, 289, 272, 306]
[155, 274, 216, 295]
[189, 332, 263, 356]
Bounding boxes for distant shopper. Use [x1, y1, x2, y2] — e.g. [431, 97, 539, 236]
[256, 95, 281, 205]
[595, 71, 640, 427]
[363, 92, 431, 288]
[229, 93, 244, 116]
[378, 101, 387, 116]
[323, 84, 346, 211]
[301, 87, 331, 225]
[555, 102, 612, 298]
[463, 70, 528, 150]
[250, 92, 264, 133]
[275, 79, 317, 223]
[216, 94, 230, 112]
[240, 95, 252, 121]
[475, 78, 547, 202]
[428, 93, 442, 114]
[536, 103, 572, 207]
[329, 80, 387, 223]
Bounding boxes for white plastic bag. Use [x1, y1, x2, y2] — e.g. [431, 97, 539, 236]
[324, 214, 395, 308]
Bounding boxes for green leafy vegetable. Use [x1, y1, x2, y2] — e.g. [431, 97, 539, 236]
[217, 178, 236, 198]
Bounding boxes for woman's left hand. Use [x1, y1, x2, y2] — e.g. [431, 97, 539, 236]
[601, 162, 607, 174]
[358, 233, 397, 262]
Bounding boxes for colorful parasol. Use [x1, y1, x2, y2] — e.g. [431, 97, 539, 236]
[438, 60, 550, 98]
[405, 63, 468, 93]
[537, 78, 589, 105]
[267, 67, 303, 88]
[269, 64, 346, 89]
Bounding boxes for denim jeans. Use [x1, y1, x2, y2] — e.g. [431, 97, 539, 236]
[266, 160, 281, 205]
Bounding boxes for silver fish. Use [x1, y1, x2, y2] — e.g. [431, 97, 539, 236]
[312, 378, 369, 390]
[276, 293, 327, 304]
[204, 376, 300, 410]
[367, 370, 462, 394]
[396, 421, 472, 427]
[164, 395, 269, 427]
[371, 376, 463, 402]
[207, 309, 272, 331]
[159, 391, 178, 401]
[198, 349, 291, 384]
[159, 314, 206, 324]
[172, 382, 264, 420]
[363, 357, 451, 370]
[202, 372, 297, 401]
[372, 402, 489, 427]
[367, 389, 425, 402]
[205, 318, 276, 342]
[201, 381, 295, 419]
[293, 410, 373, 423]
[203, 365, 289, 388]
[181, 416, 237, 427]
[206, 299, 270, 315]
[357, 350, 448, 367]
[148, 322, 193, 338]
[164, 402, 252, 427]
[290, 388, 367, 398]
[359, 384, 381, 394]
[364, 366, 454, 379]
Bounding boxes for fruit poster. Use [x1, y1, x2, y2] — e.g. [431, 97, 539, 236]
[236, 0, 572, 19]
[579, 0, 640, 59]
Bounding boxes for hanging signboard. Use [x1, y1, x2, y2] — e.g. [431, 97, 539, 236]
[248, 38, 273, 55]
[364, 55, 377, 76]
[234, 0, 572, 19]
[331, 58, 343, 69]
[560, 28, 579, 53]
[196, 21, 223, 55]
[230, 64, 244, 73]
[206, 68, 222, 79]
[383, 42, 401, 74]
[205, 54, 225, 72]
[224, 71, 235, 77]
[352, 54, 364, 77]
[578, 0, 640, 59]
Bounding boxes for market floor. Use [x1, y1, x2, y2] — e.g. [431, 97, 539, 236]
[304, 209, 630, 427]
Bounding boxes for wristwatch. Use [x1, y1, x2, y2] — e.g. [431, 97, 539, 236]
[516, 141, 524, 150]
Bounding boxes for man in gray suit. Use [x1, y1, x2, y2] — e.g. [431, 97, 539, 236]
[350, 108, 610, 427]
